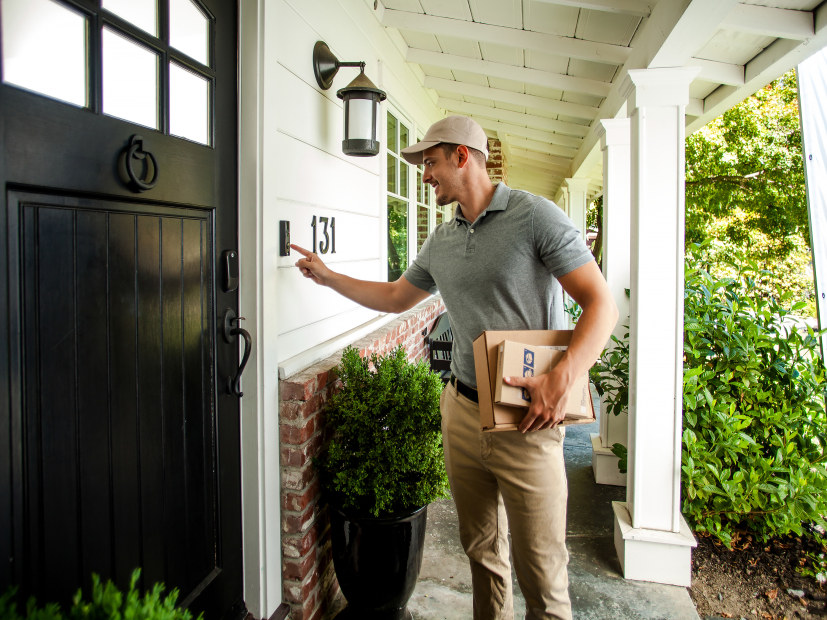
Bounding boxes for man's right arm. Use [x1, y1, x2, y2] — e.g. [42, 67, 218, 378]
[292, 244, 430, 314]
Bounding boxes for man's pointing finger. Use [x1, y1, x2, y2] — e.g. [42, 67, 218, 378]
[291, 244, 311, 257]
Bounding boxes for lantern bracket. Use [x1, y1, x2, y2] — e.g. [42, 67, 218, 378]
[313, 41, 365, 91]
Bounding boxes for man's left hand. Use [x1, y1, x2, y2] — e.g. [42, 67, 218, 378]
[503, 371, 571, 433]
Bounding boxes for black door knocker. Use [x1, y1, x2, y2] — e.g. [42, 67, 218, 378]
[120, 134, 159, 192]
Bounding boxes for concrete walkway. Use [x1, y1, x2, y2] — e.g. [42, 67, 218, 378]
[408, 401, 700, 620]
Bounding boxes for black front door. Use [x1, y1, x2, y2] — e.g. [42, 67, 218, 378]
[0, 1, 243, 617]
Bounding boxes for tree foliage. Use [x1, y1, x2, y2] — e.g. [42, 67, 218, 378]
[685, 70, 807, 261]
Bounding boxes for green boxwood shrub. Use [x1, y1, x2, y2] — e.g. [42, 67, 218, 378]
[682, 242, 827, 547]
[0, 569, 200, 620]
[315, 345, 449, 517]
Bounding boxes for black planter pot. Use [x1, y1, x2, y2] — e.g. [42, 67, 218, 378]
[330, 503, 428, 620]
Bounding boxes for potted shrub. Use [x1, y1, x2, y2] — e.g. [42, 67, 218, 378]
[316, 345, 449, 620]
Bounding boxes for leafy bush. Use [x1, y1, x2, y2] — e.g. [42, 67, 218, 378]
[590, 330, 629, 419]
[682, 242, 827, 547]
[0, 569, 200, 620]
[590, 328, 630, 474]
[315, 345, 449, 517]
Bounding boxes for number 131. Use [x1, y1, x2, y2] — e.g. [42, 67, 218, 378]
[311, 216, 336, 254]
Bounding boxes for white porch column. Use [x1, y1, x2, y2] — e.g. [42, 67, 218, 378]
[591, 119, 631, 487]
[613, 67, 698, 587]
[563, 177, 590, 240]
[558, 185, 569, 217]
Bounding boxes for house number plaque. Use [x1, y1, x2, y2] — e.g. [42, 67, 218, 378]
[310, 215, 336, 254]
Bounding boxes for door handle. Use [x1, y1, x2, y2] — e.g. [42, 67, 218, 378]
[222, 308, 252, 397]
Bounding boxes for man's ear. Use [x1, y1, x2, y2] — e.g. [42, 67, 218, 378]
[456, 144, 470, 168]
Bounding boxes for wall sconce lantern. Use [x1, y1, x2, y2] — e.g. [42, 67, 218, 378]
[313, 40, 387, 157]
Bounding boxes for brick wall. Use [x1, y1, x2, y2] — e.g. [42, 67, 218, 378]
[486, 138, 508, 185]
[279, 297, 446, 620]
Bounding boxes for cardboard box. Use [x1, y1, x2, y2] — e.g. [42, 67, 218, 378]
[472, 330, 596, 432]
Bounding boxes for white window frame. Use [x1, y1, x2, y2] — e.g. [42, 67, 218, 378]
[384, 106, 440, 281]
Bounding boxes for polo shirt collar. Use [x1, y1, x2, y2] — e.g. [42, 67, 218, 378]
[453, 182, 510, 223]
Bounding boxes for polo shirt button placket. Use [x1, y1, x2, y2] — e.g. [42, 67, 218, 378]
[466, 225, 476, 255]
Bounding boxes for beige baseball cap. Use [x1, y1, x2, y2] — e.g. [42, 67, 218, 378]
[400, 115, 489, 164]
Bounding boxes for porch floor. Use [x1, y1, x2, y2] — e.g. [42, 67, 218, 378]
[408, 396, 701, 619]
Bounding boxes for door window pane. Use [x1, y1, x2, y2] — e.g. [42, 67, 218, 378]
[102, 0, 157, 36]
[102, 27, 158, 129]
[1, 0, 87, 107]
[170, 62, 209, 144]
[170, 0, 209, 66]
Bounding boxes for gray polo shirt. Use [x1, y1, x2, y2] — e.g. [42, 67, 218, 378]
[403, 182, 594, 387]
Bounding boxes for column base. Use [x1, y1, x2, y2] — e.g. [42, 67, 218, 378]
[613, 501, 697, 587]
[590, 433, 627, 486]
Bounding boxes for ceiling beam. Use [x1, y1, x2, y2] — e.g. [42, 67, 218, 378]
[687, 57, 744, 86]
[686, 98, 703, 116]
[648, 0, 740, 68]
[508, 148, 572, 169]
[438, 98, 591, 138]
[381, 9, 632, 66]
[691, 3, 827, 133]
[475, 117, 583, 151]
[508, 166, 559, 185]
[407, 48, 612, 98]
[509, 160, 569, 178]
[424, 76, 599, 120]
[569, 0, 740, 174]
[720, 4, 813, 40]
[531, 0, 652, 18]
[503, 135, 581, 158]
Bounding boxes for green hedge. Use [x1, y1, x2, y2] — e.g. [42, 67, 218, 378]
[592, 242, 827, 548]
[682, 242, 827, 547]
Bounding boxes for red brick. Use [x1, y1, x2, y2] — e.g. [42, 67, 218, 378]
[282, 478, 320, 512]
[282, 502, 318, 535]
[283, 548, 316, 581]
[282, 523, 320, 559]
[287, 587, 318, 620]
[280, 400, 303, 422]
[280, 377, 316, 401]
[283, 569, 319, 604]
[281, 435, 322, 469]
[299, 393, 325, 419]
[282, 464, 315, 491]
[280, 415, 318, 445]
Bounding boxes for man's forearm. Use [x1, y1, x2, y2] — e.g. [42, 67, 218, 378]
[325, 272, 412, 313]
[564, 302, 619, 378]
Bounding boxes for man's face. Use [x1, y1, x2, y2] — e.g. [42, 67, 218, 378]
[421, 145, 461, 206]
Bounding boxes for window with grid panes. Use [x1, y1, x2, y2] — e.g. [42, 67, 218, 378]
[386, 111, 410, 281]
[416, 167, 436, 252]
[2, 0, 214, 146]
[386, 110, 443, 280]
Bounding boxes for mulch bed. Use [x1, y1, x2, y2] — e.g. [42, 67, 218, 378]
[689, 531, 827, 619]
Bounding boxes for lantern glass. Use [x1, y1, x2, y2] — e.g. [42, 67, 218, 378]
[345, 96, 374, 141]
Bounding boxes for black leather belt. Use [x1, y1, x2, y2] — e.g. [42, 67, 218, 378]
[450, 375, 478, 403]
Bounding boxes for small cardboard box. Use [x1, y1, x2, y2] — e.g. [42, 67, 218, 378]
[472, 330, 596, 432]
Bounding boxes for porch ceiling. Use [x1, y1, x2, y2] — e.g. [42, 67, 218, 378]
[370, 0, 827, 201]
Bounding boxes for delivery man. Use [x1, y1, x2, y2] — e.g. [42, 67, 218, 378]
[292, 115, 618, 620]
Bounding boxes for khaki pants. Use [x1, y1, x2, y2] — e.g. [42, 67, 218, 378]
[440, 382, 572, 620]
